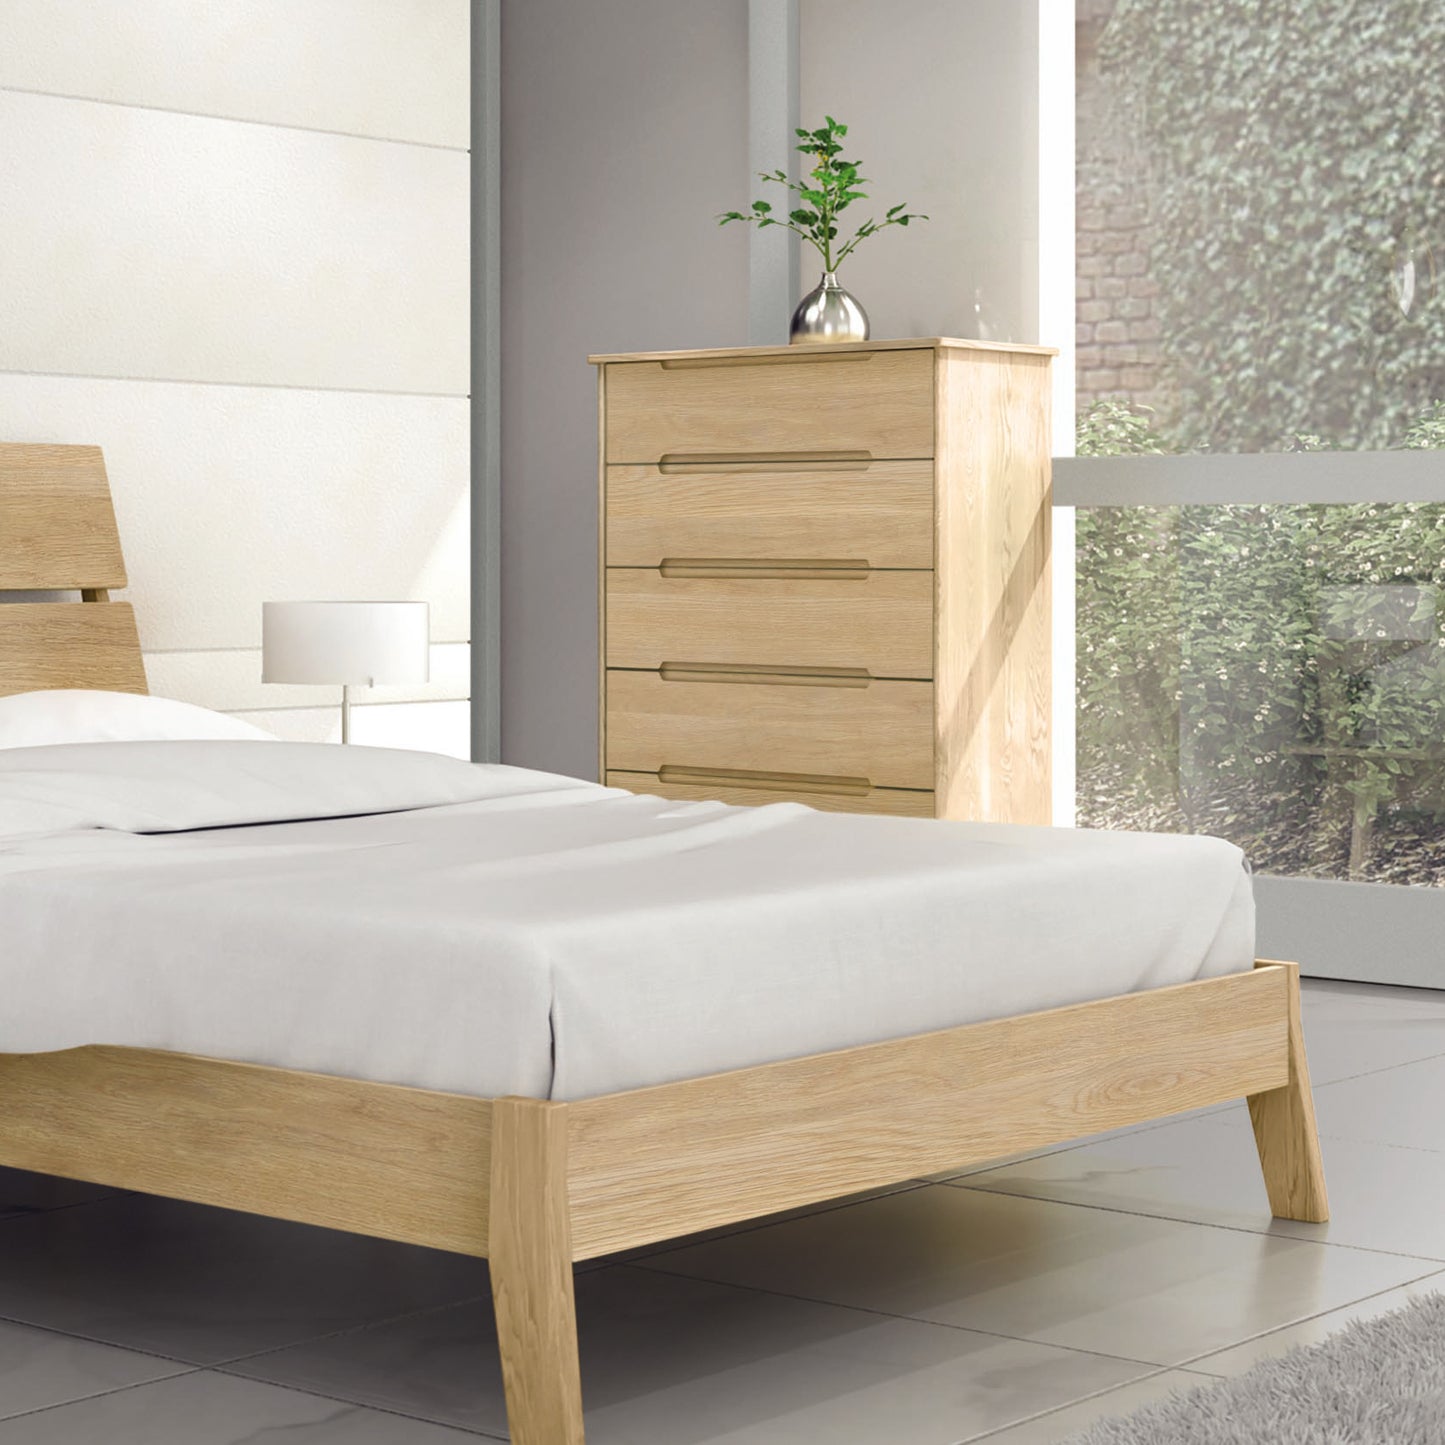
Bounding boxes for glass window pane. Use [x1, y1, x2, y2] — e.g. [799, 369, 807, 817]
[1077, 0, 1445, 453]
[1078, 504, 1445, 884]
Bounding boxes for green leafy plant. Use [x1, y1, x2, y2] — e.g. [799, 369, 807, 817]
[1076, 399, 1173, 456]
[1099, 0, 1445, 452]
[1075, 396, 1445, 883]
[719, 116, 927, 273]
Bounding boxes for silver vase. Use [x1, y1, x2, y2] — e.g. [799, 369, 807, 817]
[790, 271, 869, 344]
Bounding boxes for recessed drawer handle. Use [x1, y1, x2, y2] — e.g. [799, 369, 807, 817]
[658, 558, 871, 580]
[659, 765, 873, 797]
[658, 352, 876, 370]
[657, 451, 874, 472]
[658, 662, 871, 688]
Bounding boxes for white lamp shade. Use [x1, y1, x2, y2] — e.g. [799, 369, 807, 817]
[262, 601, 430, 687]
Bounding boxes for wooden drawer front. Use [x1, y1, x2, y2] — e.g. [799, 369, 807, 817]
[606, 771, 935, 818]
[605, 460, 934, 570]
[606, 569, 934, 679]
[604, 349, 934, 464]
[605, 669, 934, 791]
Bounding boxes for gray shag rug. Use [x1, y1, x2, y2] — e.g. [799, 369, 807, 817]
[1064, 1292, 1445, 1444]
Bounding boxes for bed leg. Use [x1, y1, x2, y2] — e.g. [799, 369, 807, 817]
[1247, 961, 1329, 1223]
[489, 1098, 586, 1445]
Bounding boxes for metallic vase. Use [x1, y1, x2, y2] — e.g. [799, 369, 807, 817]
[790, 271, 869, 345]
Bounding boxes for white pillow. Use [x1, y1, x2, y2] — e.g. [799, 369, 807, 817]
[0, 690, 277, 749]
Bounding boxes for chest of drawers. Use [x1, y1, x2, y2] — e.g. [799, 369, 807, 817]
[591, 337, 1054, 822]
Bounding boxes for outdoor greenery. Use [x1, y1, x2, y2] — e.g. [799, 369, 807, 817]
[1078, 0, 1445, 882]
[719, 116, 927, 276]
[1077, 401, 1445, 883]
[1100, 0, 1445, 452]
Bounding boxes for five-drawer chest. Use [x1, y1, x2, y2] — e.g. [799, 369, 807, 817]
[591, 337, 1054, 822]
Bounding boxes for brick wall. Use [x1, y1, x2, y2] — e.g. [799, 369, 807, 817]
[1076, 0, 1175, 425]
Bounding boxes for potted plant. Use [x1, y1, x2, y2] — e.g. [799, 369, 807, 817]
[721, 115, 927, 343]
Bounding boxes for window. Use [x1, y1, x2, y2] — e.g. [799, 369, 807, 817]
[1071, 0, 1445, 899]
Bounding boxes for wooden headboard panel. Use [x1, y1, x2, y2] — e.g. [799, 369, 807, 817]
[0, 444, 148, 697]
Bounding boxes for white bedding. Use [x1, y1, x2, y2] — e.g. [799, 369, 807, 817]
[0, 741, 1255, 1101]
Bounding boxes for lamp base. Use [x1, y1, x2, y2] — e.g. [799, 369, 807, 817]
[341, 684, 352, 745]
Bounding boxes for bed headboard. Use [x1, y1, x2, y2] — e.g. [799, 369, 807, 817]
[0, 443, 148, 697]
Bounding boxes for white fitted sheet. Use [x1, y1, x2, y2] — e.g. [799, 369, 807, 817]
[0, 741, 1255, 1100]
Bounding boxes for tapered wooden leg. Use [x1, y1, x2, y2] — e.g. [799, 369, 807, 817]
[1248, 961, 1329, 1222]
[489, 1098, 586, 1445]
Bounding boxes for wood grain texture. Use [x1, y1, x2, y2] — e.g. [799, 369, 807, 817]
[0, 1047, 492, 1254]
[0, 443, 127, 590]
[603, 348, 936, 464]
[933, 348, 1053, 823]
[605, 460, 935, 569]
[605, 667, 934, 789]
[564, 966, 1292, 1259]
[1248, 960, 1330, 1223]
[588, 337, 1057, 363]
[605, 769, 936, 817]
[489, 1099, 586, 1445]
[0, 602, 148, 697]
[605, 568, 934, 678]
[598, 364, 609, 783]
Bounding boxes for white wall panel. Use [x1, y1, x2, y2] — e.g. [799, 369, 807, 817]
[0, 1, 469, 149]
[0, 374, 468, 657]
[234, 700, 472, 757]
[0, 90, 468, 394]
[145, 643, 469, 715]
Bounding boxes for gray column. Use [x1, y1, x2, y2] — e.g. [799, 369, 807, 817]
[472, 0, 502, 762]
[748, 0, 800, 344]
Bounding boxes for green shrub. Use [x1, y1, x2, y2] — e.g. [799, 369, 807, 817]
[1101, 0, 1445, 453]
[1076, 401, 1445, 879]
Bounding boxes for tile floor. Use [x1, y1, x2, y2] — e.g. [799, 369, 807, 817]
[0, 978, 1443, 1442]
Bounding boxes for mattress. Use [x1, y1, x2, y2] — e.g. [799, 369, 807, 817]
[0, 740, 1255, 1101]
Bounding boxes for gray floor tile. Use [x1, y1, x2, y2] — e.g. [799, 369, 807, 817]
[963, 1369, 1215, 1444]
[0, 1193, 484, 1365]
[1185, 1272, 1445, 1376]
[645, 1182, 1432, 1367]
[962, 1107, 1445, 1259]
[0, 1170, 116, 1221]
[0, 1318, 185, 1422]
[1298, 978, 1445, 1084]
[230, 1263, 1154, 1444]
[0, 1370, 481, 1443]
[1311, 1051, 1445, 1152]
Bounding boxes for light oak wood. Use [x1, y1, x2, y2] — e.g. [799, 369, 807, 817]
[489, 1100, 585, 1445]
[0, 965, 1325, 1445]
[564, 965, 1295, 1258]
[604, 347, 936, 464]
[588, 336, 1058, 364]
[1, 414, 1327, 1445]
[1248, 960, 1330, 1223]
[606, 568, 934, 678]
[605, 667, 934, 790]
[0, 443, 127, 591]
[598, 364, 609, 783]
[606, 769, 936, 817]
[0, 442, 146, 700]
[0, 602, 148, 698]
[606, 459, 935, 569]
[934, 348, 1053, 822]
[595, 339, 1053, 825]
[0, 1047, 492, 1254]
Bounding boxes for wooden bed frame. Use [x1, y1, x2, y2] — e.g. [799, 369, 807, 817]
[0, 444, 1328, 1444]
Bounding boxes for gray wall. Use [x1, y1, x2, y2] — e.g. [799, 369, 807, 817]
[500, 0, 751, 779]
[800, 0, 1040, 345]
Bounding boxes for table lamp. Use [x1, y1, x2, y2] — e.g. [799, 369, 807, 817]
[262, 601, 430, 743]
